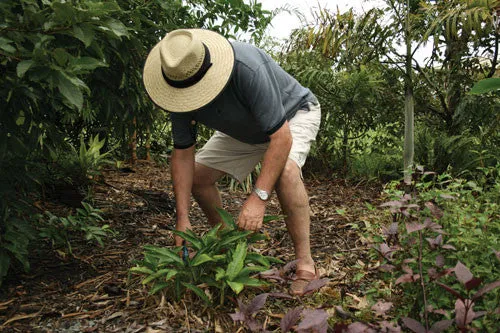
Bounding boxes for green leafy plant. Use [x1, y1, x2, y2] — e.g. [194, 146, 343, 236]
[38, 202, 114, 254]
[130, 209, 283, 305]
[470, 78, 500, 95]
[0, 207, 36, 286]
[75, 134, 113, 180]
[367, 168, 500, 331]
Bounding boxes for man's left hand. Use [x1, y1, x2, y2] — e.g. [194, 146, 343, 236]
[237, 195, 266, 231]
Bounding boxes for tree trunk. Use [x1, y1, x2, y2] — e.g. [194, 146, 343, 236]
[145, 124, 151, 161]
[130, 116, 137, 165]
[403, 85, 415, 184]
[342, 116, 350, 176]
[403, 0, 415, 186]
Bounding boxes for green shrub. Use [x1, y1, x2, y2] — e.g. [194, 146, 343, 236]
[130, 209, 283, 305]
[0, 207, 36, 286]
[37, 202, 114, 254]
[373, 166, 500, 331]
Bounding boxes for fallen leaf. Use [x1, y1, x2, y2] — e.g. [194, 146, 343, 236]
[371, 300, 393, 317]
[302, 278, 329, 295]
[346, 293, 369, 310]
[296, 309, 329, 333]
[402, 317, 426, 333]
[281, 307, 303, 333]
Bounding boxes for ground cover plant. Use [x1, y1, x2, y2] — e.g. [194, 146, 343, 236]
[357, 167, 500, 332]
[130, 209, 283, 305]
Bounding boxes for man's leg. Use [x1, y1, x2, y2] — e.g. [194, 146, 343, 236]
[275, 159, 315, 275]
[192, 162, 226, 226]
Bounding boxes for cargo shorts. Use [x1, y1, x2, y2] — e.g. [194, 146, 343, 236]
[195, 102, 321, 183]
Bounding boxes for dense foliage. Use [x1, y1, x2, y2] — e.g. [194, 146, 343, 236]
[1, 0, 499, 330]
[0, 0, 271, 285]
[277, 0, 499, 176]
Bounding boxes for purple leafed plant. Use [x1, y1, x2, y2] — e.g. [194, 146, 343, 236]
[375, 171, 500, 333]
[229, 293, 269, 332]
[281, 307, 330, 333]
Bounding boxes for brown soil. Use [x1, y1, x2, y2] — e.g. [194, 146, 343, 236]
[0, 160, 384, 332]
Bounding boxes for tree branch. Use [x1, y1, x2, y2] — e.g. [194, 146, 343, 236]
[487, 32, 499, 78]
[414, 62, 450, 117]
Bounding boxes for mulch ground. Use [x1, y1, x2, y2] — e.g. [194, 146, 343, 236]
[0, 160, 386, 332]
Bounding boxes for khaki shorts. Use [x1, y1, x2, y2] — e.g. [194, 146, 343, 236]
[195, 102, 321, 182]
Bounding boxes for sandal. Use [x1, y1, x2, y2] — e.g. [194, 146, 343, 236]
[290, 267, 320, 296]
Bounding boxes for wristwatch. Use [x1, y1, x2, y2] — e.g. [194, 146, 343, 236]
[253, 187, 270, 201]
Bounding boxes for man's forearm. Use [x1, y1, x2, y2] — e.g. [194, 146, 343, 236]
[255, 121, 293, 193]
[171, 146, 195, 220]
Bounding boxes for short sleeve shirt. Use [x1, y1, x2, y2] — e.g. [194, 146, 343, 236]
[170, 42, 317, 149]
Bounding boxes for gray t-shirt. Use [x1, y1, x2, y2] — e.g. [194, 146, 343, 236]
[170, 41, 317, 149]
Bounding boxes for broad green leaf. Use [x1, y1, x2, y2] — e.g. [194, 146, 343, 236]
[263, 215, 284, 223]
[226, 241, 247, 281]
[170, 230, 203, 250]
[247, 232, 268, 243]
[56, 72, 83, 110]
[53, 48, 72, 66]
[72, 57, 107, 71]
[0, 37, 16, 53]
[150, 282, 169, 294]
[143, 245, 184, 265]
[215, 267, 226, 281]
[265, 256, 284, 264]
[52, 2, 76, 22]
[232, 276, 266, 288]
[129, 266, 155, 275]
[227, 281, 244, 294]
[165, 269, 178, 281]
[217, 231, 252, 248]
[102, 19, 129, 38]
[191, 253, 214, 266]
[17, 60, 33, 78]
[73, 24, 95, 47]
[216, 207, 237, 229]
[202, 224, 221, 246]
[182, 282, 211, 304]
[213, 254, 227, 262]
[470, 78, 500, 95]
[238, 265, 269, 277]
[141, 268, 171, 285]
[245, 253, 270, 267]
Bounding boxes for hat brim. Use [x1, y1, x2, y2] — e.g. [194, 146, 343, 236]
[143, 29, 235, 113]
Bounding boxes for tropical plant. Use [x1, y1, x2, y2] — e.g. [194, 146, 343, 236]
[0, 0, 272, 285]
[277, 6, 402, 174]
[38, 202, 114, 254]
[130, 209, 283, 305]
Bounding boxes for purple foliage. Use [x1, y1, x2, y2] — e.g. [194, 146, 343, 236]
[296, 309, 329, 333]
[280, 307, 303, 332]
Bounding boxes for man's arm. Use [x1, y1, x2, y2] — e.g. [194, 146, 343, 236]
[238, 120, 293, 231]
[171, 146, 195, 245]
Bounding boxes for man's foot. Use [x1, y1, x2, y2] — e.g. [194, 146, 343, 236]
[290, 266, 320, 296]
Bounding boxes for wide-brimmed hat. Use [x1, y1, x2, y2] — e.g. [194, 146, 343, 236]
[143, 29, 235, 113]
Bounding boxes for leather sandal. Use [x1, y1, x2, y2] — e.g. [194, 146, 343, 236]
[290, 267, 320, 296]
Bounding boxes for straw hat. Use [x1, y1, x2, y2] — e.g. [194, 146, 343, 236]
[143, 29, 235, 113]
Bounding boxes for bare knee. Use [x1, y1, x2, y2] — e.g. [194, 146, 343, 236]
[193, 163, 224, 192]
[277, 160, 302, 192]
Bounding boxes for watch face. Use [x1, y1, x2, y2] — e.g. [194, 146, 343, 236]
[255, 188, 269, 200]
[260, 191, 269, 200]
